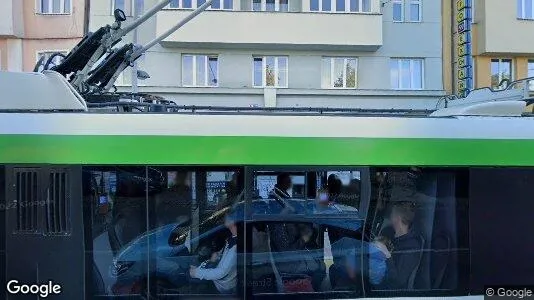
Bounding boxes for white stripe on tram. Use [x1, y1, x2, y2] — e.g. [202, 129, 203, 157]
[0, 113, 533, 140]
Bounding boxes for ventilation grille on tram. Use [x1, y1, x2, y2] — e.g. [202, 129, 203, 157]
[46, 171, 71, 234]
[13, 168, 71, 235]
[15, 170, 39, 233]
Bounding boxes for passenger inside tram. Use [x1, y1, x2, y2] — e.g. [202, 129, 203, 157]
[269, 173, 293, 199]
[275, 223, 326, 292]
[154, 172, 192, 227]
[189, 212, 238, 295]
[380, 201, 423, 289]
[327, 174, 342, 202]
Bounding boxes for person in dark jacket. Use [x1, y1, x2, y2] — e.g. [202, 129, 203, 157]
[269, 173, 292, 199]
[383, 201, 422, 289]
[155, 172, 192, 227]
[276, 223, 326, 291]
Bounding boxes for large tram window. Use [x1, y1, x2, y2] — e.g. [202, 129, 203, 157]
[248, 168, 365, 297]
[147, 167, 244, 297]
[251, 169, 362, 216]
[365, 168, 469, 296]
[83, 167, 148, 297]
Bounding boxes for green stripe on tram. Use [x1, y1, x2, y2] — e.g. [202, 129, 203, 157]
[0, 135, 533, 166]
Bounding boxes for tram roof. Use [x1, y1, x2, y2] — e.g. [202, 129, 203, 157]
[1, 71, 533, 118]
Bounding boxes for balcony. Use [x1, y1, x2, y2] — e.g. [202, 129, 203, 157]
[156, 10, 383, 51]
[0, 0, 23, 38]
[475, 0, 534, 54]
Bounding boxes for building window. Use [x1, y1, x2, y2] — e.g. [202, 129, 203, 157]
[390, 58, 424, 90]
[518, 0, 534, 19]
[169, 0, 232, 9]
[491, 59, 513, 90]
[182, 55, 219, 87]
[253, 56, 288, 88]
[393, 0, 421, 22]
[112, 0, 145, 16]
[38, 0, 71, 14]
[310, 0, 371, 12]
[528, 60, 534, 90]
[115, 55, 147, 86]
[409, 0, 421, 22]
[253, 0, 288, 11]
[392, 0, 403, 21]
[36, 51, 68, 72]
[322, 57, 357, 88]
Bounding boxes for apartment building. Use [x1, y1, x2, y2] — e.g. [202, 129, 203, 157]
[0, 0, 86, 72]
[90, 0, 445, 109]
[445, 0, 534, 95]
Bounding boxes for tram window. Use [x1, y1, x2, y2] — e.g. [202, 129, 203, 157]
[365, 168, 469, 295]
[248, 218, 365, 296]
[83, 167, 148, 297]
[147, 167, 243, 297]
[251, 169, 361, 217]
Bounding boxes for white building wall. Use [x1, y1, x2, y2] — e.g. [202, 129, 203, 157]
[89, 0, 445, 109]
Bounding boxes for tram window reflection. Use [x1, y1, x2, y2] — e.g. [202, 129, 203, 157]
[147, 168, 243, 297]
[366, 168, 468, 293]
[251, 170, 361, 217]
[84, 166, 148, 297]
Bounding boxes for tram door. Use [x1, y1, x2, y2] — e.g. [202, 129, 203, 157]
[4, 166, 84, 299]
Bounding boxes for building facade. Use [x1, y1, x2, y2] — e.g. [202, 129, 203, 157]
[445, 0, 534, 95]
[90, 0, 445, 109]
[0, 0, 87, 72]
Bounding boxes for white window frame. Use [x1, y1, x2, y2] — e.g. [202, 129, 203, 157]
[408, 0, 422, 22]
[309, 0, 371, 12]
[111, 0, 131, 16]
[490, 58, 514, 90]
[392, 0, 404, 22]
[518, 0, 534, 19]
[182, 54, 219, 87]
[252, 56, 288, 88]
[322, 57, 358, 89]
[167, 0, 233, 10]
[390, 58, 424, 90]
[253, 0, 289, 12]
[36, 0, 72, 15]
[111, 0, 146, 16]
[115, 55, 148, 87]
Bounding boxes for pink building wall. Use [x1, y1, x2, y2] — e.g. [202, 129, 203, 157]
[0, 0, 86, 71]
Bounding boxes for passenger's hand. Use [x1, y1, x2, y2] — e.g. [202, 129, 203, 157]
[189, 265, 197, 278]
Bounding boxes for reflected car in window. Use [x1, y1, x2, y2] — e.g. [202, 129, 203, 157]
[108, 198, 364, 295]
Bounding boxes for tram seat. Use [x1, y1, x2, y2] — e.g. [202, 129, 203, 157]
[92, 259, 106, 295]
[431, 232, 451, 289]
[108, 218, 123, 256]
[266, 225, 285, 293]
[407, 234, 425, 290]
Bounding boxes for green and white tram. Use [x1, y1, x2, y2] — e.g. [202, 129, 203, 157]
[1, 72, 534, 300]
